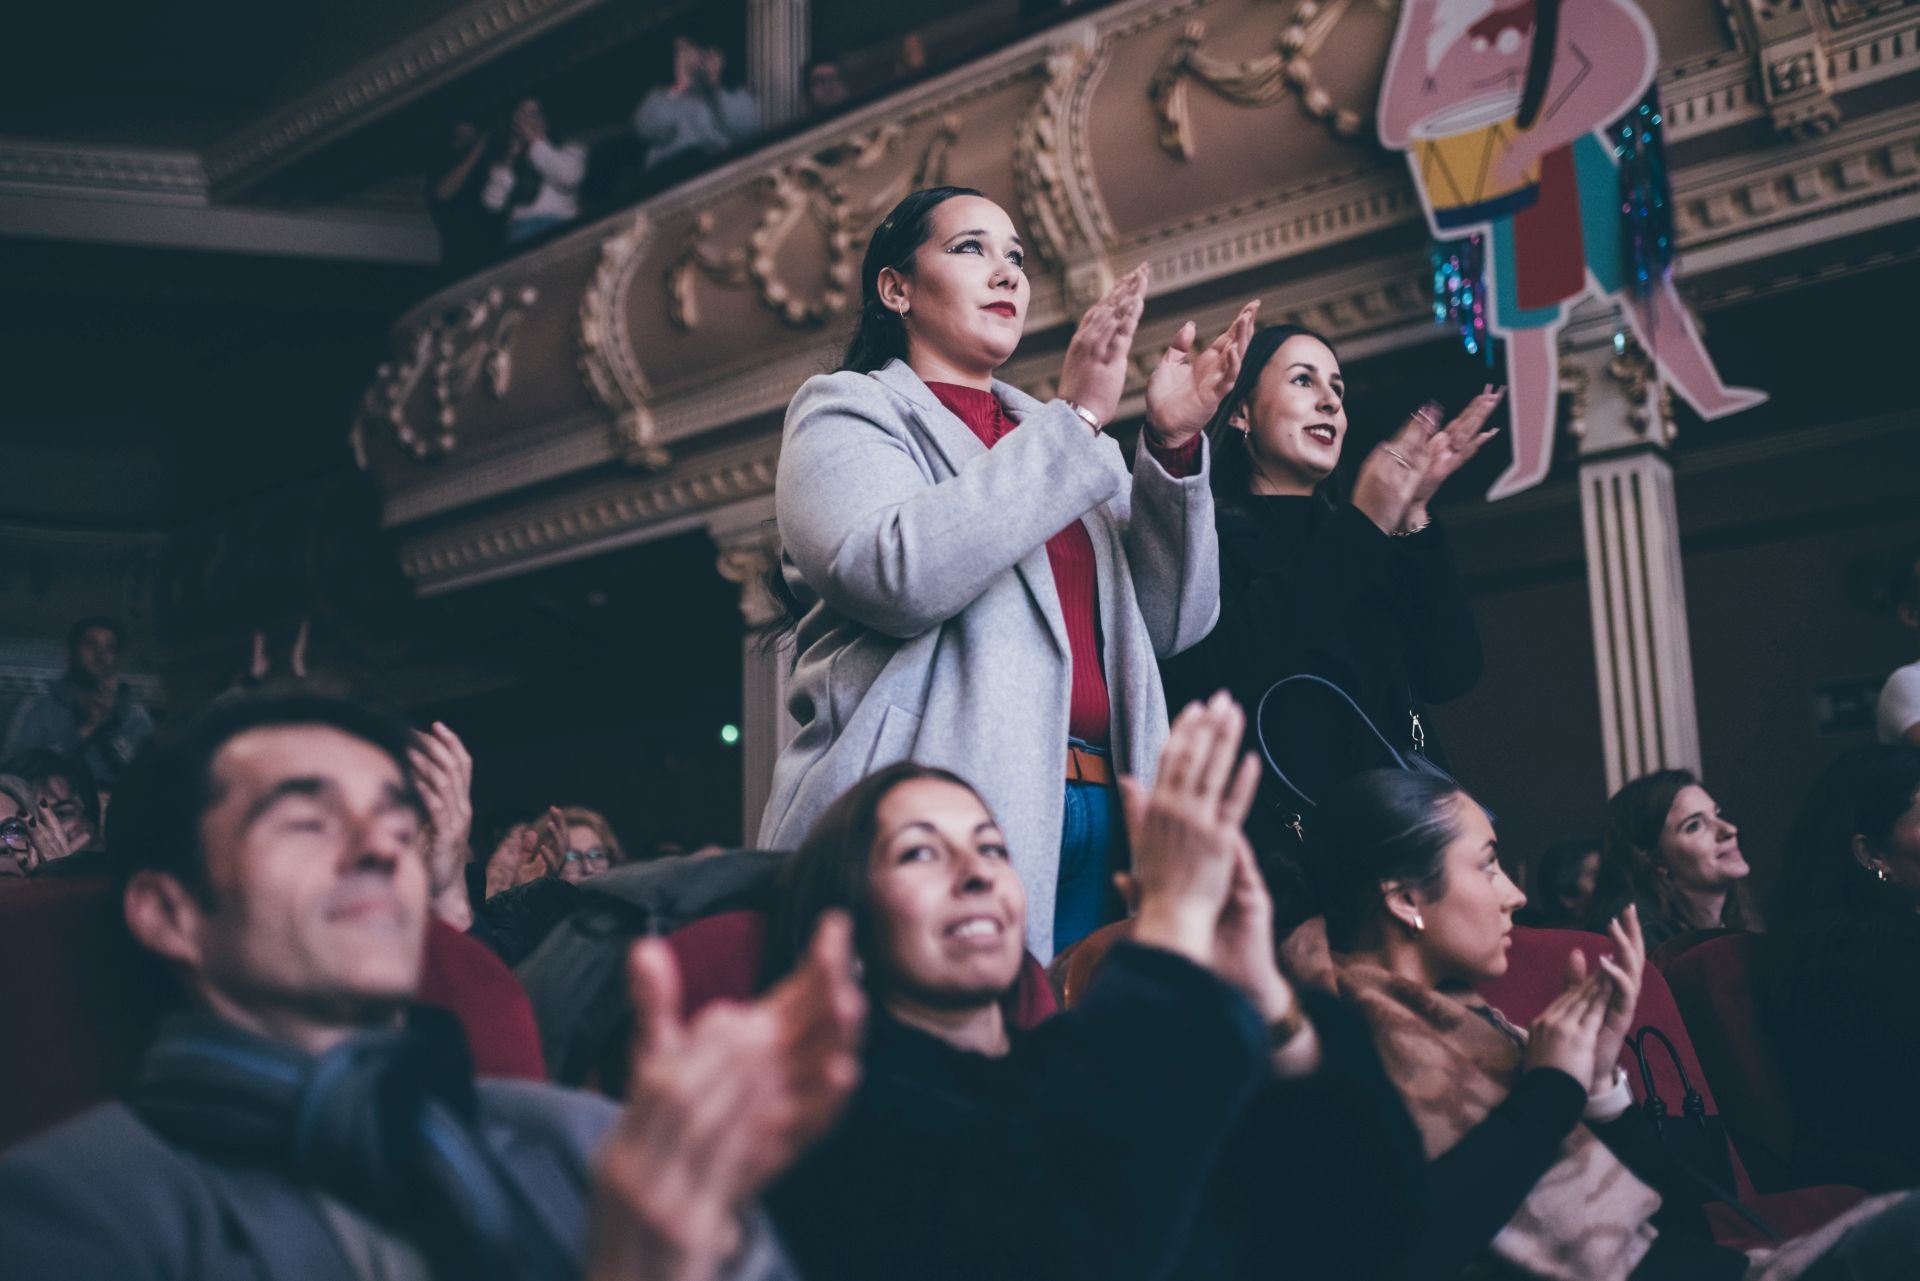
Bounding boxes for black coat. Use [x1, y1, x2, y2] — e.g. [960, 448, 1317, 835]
[1163, 496, 1482, 855]
[766, 944, 1427, 1281]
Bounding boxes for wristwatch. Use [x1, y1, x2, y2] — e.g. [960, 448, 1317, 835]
[1064, 399, 1103, 432]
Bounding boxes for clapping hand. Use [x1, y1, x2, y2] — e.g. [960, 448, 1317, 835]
[409, 722, 476, 927]
[1119, 692, 1263, 965]
[1579, 904, 1646, 1096]
[585, 913, 863, 1281]
[1057, 266, 1149, 428]
[1144, 300, 1260, 446]
[1521, 956, 1611, 1087]
[1405, 385, 1504, 527]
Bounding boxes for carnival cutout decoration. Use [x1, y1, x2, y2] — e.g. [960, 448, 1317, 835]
[1378, 0, 1766, 499]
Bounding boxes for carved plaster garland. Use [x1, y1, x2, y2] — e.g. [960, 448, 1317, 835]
[1148, 0, 1390, 161]
[354, 284, 537, 464]
[576, 212, 669, 469]
[1014, 50, 1091, 272]
[665, 116, 962, 333]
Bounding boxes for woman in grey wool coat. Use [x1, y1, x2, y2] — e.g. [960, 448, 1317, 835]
[758, 183, 1258, 961]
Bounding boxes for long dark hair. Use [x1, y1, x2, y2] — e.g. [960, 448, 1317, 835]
[839, 185, 985, 374]
[1304, 769, 1470, 950]
[1203, 322, 1342, 507]
[1591, 769, 1757, 935]
[1769, 746, 1920, 938]
[762, 760, 992, 994]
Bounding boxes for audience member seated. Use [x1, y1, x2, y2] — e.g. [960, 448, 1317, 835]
[633, 37, 759, 189]
[1, 748, 102, 856]
[559, 804, 624, 883]
[0, 692, 864, 1281]
[1590, 768, 1757, 959]
[804, 56, 850, 116]
[761, 697, 1428, 1281]
[1516, 835, 1601, 929]
[427, 120, 504, 274]
[1296, 768, 1920, 1281]
[482, 98, 589, 243]
[5, 615, 154, 794]
[1875, 542, 1920, 746]
[0, 772, 74, 876]
[1766, 744, 1920, 1190]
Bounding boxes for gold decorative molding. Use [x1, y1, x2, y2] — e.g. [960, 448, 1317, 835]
[1559, 363, 1594, 443]
[1605, 334, 1679, 444]
[1742, 0, 1844, 136]
[714, 535, 786, 628]
[1274, 0, 1392, 140]
[1149, 14, 1290, 162]
[666, 116, 962, 333]
[577, 212, 666, 469]
[354, 283, 538, 465]
[1013, 51, 1089, 271]
[399, 439, 781, 590]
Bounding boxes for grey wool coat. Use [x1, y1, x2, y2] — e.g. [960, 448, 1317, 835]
[758, 359, 1220, 961]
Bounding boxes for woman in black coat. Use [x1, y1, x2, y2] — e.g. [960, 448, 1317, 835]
[760, 698, 1427, 1281]
[1162, 324, 1500, 859]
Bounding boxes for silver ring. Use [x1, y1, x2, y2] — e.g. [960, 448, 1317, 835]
[1383, 446, 1414, 471]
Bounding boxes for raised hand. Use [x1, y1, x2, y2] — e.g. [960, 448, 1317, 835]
[585, 914, 863, 1281]
[1144, 300, 1260, 446]
[1406, 385, 1505, 524]
[409, 721, 476, 927]
[1521, 955, 1610, 1086]
[1120, 691, 1263, 965]
[1585, 905, 1646, 1095]
[483, 823, 546, 898]
[1057, 265, 1149, 427]
[1350, 410, 1433, 536]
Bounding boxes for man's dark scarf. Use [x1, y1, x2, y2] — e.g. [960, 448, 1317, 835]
[129, 1006, 573, 1281]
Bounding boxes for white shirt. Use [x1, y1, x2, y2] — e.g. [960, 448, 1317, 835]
[481, 138, 587, 225]
[1878, 659, 1920, 744]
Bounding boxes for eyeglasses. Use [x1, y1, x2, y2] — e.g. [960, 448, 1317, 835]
[563, 847, 611, 866]
[0, 818, 31, 849]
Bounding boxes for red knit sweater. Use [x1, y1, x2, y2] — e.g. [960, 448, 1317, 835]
[925, 383, 1199, 747]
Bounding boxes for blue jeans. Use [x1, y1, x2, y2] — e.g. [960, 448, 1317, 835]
[1054, 746, 1126, 953]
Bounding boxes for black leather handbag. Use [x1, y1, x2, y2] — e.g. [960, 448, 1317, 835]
[1630, 1025, 1781, 1242]
[1254, 673, 1461, 839]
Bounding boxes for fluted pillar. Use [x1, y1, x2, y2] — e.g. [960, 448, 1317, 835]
[1567, 305, 1703, 794]
[713, 503, 797, 840]
[747, 0, 809, 131]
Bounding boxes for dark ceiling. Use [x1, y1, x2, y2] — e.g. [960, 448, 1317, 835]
[2, 1, 474, 149]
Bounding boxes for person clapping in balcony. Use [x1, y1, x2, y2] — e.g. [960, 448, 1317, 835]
[481, 97, 588, 243]
[633, 37, 759, 190]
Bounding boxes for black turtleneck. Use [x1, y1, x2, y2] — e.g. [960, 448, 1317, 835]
[1162, 495, 1482, 859]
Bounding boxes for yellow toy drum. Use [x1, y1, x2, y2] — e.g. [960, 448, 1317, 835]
[1410, 92, 1541, 228]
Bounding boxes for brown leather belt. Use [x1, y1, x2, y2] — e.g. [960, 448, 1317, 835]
[1066, 743, 1113, 786]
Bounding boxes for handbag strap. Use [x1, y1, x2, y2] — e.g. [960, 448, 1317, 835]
[1631, 1025, 1706, 1121]
[1627, 1026, 1783, 1244]
[1254, 674, 1413, 815]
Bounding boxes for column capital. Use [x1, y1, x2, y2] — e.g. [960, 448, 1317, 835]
[715, 529, 785, 628]
[1565, 325, 1677, 458]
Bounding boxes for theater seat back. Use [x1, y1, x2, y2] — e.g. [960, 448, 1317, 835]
[1664, 932, 1798, 1192]
[0, 878, 174, 1150]
[666, 909, 1058, 1028]
[1479, 925, 1757, 1201]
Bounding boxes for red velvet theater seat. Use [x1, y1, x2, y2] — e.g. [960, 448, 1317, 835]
[1484, 927, 1865, 1250]
[666, 909, 1059, 1029]
[418, 918, 547, 1081]
[0, 877, 173, 1151]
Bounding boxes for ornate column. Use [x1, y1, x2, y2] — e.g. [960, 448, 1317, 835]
[1566, 304, 1703, 795]
[747, 0, 809, 132]
[712, 502, 797, 840]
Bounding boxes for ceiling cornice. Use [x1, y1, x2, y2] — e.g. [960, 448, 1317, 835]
[202, 0, 607, 196]
[0, 140, 206, 200]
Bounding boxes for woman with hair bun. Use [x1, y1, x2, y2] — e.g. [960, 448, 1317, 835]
[759, 185, 1257, 960]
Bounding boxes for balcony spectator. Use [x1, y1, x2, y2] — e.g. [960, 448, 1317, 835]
[633, 37, 759, 188]
[891, 32, 928, 82]
[1876, 541, 1920, 746]
[481, 98, 589, 243]
[5, 616, 154, 795]
[427, 120, 503, 274]
[805, 56, 851, 117]
[1, 748, 101, 857]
